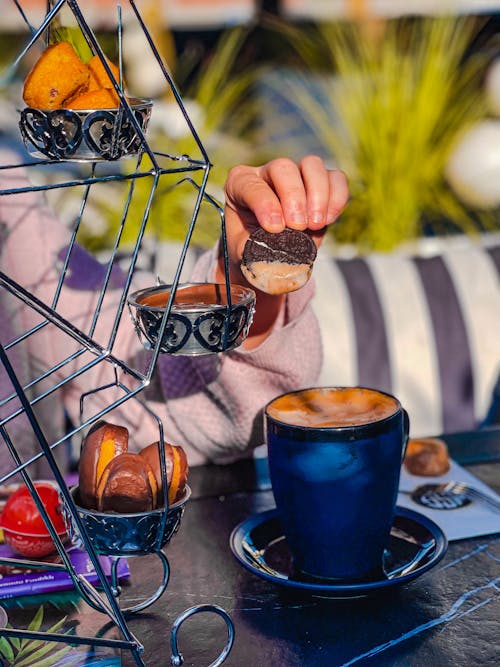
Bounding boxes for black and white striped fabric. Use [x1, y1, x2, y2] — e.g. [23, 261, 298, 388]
[148, 234, 499, 439]
[313, 234, 500, 438]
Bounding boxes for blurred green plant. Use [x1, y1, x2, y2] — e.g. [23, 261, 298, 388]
[0, 8, 258, 252]
[0, 606, 80, 667]
[80, 26, 259, 252]
[261, 16, 497, 251]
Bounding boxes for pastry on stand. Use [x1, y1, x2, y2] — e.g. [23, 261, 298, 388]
[1, 2, 236, 662]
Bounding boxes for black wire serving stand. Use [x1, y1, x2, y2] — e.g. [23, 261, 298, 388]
[0, 1, 253, 664]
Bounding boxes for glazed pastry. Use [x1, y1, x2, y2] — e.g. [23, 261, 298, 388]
[23, 41, 89, 109]
[403, 437, 451, 477]
[96, 453, 158, 513]
[139, 441, 188, 505]
[87, 54, 122, 91]
[241, 228, 317, 295]
[78, 421, 129, 509]
[66, 87, 121, 110]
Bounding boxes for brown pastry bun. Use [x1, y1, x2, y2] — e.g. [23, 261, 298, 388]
[96, 453, 158, 513]
[66, 88, 121, 110]
[79, 421, 129, 509]
[87, 54, 122, 91]
[23, 42, 89, 109]
[403, 437, 450, 477]
[140, 441, 188, 505]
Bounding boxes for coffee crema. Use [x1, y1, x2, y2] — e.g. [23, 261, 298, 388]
[266, 387, 399, 428]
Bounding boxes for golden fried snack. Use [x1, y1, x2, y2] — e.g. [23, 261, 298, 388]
[403, 437, 451, 477]
[23, 41, 89, 109]
[87, 54, 122, 91]
[67, 88, 121, 110]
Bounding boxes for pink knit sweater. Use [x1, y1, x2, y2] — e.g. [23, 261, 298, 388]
[0, 155, 323, 471]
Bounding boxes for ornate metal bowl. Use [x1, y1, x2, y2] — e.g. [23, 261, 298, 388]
[19, 98, 153, 161]
[128, 282, 256, 355]
[64, 485, 191, 556]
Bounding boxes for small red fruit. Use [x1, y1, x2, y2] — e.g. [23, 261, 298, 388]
[0, 482, 67, 558]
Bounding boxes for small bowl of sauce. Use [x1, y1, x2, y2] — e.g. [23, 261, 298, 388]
[127, 282, 255, 355]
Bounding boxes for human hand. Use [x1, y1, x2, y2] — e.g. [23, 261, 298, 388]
[219, 155, 348, 349]
[222, 155, 349, 269]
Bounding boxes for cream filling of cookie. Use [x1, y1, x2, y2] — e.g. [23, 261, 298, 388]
[241, 261, 312, 295]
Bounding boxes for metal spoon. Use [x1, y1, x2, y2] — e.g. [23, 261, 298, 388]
[241, 536, 288, 580]
[401, 481, 500, 513]
[242, 527, 435, 582]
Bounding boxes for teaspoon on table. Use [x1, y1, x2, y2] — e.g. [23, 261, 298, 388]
[400, 481, 500, 513]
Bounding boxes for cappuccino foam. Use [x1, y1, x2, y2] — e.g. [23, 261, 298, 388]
[266, 387, 399, 428]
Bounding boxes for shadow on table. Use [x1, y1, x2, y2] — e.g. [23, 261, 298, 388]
[232, 576, 453, 667]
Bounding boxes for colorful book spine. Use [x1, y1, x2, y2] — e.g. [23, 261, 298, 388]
[0, 545, 129, 600]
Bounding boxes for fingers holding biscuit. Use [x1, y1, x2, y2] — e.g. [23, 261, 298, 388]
[224, 157, 348, 234]
[224, 157, 348, 264]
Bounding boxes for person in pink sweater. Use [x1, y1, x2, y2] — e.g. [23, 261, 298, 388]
[0, 152, 348, 474]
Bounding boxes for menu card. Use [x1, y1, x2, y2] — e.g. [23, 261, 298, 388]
[398, 460, 500, 541]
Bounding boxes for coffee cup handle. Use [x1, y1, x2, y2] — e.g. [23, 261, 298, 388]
[401, 409, 410, 461]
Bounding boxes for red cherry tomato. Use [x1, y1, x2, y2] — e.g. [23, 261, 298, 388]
[0, 482, 67, 557]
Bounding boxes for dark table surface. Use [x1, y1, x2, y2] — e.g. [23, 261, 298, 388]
[3, 428, 500, 667]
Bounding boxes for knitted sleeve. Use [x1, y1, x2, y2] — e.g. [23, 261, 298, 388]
[154, 247, 323, 465]
[0, 153, 323, 467]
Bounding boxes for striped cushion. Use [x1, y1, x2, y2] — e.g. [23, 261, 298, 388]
[146, 234, 499, 439]
[313, 234, 500, 438]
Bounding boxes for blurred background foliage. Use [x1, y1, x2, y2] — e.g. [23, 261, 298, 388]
[77, 25, 260, 252]
[257, 15, 499, 251]
[1, 9, 499, 253]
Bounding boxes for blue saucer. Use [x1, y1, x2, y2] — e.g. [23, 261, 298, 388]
[230, 506, 447, 598]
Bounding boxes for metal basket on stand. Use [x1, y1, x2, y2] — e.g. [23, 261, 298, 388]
[0, 1, 238, 665]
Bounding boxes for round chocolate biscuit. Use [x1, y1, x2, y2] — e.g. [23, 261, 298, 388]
[241, 228, 317, 295]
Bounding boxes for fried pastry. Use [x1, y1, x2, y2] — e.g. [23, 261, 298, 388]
[403, 437, 451, 476]
[78, 422, 189, 512]
[140, 441, 189, 505]
[87, 54, 122, 91]
[96, 453, 158, 513]
[23, 41, 89, 109]
[78, 421, 129, 509]
[66, 87, 121, 110]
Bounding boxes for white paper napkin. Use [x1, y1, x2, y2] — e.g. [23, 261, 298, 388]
[398, 460, 500, 541]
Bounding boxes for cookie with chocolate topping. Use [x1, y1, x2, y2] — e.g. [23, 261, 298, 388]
[241, 228, 317, 295]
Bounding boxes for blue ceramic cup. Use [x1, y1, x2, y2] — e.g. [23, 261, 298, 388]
[265, 386, 409, 581]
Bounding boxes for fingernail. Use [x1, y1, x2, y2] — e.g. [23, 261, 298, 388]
[268, 214, 285, 229]
[326, 208, 339, 224]
[289, 212, 306, 226]
[310, 211, 324, 226]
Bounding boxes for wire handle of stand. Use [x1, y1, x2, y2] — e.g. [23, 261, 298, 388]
[169, 604, 235, 667]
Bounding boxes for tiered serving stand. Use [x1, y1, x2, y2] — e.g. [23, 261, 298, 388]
[0, 1, 252, 664]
